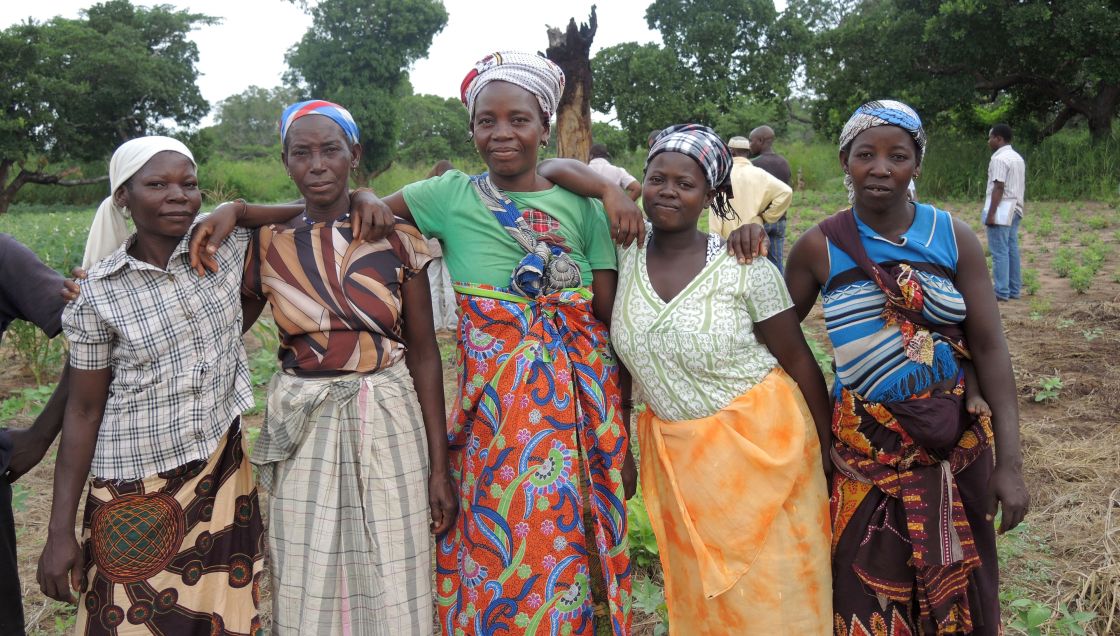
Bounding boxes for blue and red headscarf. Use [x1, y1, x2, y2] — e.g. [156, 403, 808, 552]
[280, 99, 360, 145]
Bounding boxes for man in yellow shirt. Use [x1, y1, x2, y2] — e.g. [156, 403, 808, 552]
[710, 136, 793, 272]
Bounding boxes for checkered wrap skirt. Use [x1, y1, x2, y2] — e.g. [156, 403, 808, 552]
[253, 362, 432, 635]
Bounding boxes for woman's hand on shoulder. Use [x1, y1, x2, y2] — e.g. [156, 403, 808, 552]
[60, 267, 87, 302]
[725, 224, 769, 264]
[602, 185, 646, 248]
[189, 202, 242, 276]
[349, 188, 397, 243]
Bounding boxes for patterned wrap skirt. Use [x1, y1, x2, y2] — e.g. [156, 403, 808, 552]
[437, 284, 632, 636]
[637, 369, 832, 634]
[76, 419, 265, 636]
[252, 362, 432, 635]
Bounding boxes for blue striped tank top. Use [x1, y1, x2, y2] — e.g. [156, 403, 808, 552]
[821, 203, 966, 402]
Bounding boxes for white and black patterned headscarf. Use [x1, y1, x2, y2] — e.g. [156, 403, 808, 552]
[839, 100, 927, 203]
[460, 51, 565, 122]
[646, 124, 735, 219]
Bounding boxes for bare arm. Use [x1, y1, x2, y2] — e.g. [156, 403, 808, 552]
[6, 360, 70, 482]
[400, 267, 457, 534]
[538, 159, 645, 247]
[624, 180, 642, 201]
[755, 308, 833, 475]
[952, 218, 1028, 532]
[38, 367, 112, 603]
[783, 226, 828, 321]
[590, 269, 637, 499]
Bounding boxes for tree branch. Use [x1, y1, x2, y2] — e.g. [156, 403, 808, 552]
[784, 99, 813, 124]
[1039, 105, 1078, 140]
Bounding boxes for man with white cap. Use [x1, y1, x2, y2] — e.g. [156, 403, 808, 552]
[711, 135, 793, 272]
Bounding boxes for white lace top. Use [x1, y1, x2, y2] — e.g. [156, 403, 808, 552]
[611, 232, 793, 421]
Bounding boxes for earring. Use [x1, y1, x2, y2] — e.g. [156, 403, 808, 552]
[540, 140, 548, 148]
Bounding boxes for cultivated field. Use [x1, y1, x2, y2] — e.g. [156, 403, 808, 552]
[1, 193, 1117, 634]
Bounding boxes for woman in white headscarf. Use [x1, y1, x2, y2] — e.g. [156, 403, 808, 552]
[38, 137, 265, 635]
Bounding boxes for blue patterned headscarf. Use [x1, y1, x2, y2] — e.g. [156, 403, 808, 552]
[838, 100, 927, 203]
[280, 99, 360, 145]
[646, 124, 734, 218]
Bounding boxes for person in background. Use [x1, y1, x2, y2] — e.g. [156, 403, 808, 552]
[748, 125, 794, 272]
[426, 159, 459, 331]
[984, 123, 1026, 301]
[712, 136, 792, 272]
[0, 236, 69, 636]
[588, 143, 641, 201]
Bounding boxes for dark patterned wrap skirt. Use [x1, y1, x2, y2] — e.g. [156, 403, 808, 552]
[75, 419, 265, 636]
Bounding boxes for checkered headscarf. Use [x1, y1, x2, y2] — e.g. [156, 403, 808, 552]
[646, 124, 734, 218]
[460, 51, 565, 121]
[280, 99, 360, 145]
[838, 100, 926, 203]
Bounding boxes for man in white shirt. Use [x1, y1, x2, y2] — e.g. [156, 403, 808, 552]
[984, 123, 1027, 301]
[712, 136, 793, 272]
[588, 144, 641, 201]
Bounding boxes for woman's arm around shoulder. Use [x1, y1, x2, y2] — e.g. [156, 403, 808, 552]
[951, 217, 1028, 533]
[537, 158, 645, 248]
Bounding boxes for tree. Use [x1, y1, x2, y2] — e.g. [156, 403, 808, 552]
[284, 0, 448, 183]
[592, 42, 720, 147]
[212, 85, 300, 159]
[0, 1, 215, 213]
[396, 94, 473, 166]
[645, 0, 799, 110]
[808, 0, 1120, 142]
[546, 8, 598, 162]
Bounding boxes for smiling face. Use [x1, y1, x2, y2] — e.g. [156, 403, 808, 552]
[115, 151, 201, 241]
[840, 125, 920, 210]
[282, 114, 361, 213]
[642, 152, 714, 233]
[470, 81, 549, 187]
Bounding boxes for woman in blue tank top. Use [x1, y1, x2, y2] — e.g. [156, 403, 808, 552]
[782, 101, 1029, 636]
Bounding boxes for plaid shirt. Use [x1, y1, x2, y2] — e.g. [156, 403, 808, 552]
[63, 224, 254, 480]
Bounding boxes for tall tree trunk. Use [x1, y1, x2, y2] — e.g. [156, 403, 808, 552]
[546, 7, 597, 162]
[1087, 83, 1120, 142]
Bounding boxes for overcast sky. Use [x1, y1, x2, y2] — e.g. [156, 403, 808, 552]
[2, 0, 660, 124]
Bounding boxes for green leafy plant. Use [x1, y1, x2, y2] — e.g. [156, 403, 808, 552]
[632, 575, 669, 635]
[1034, 375, 1064, 402]
[1021, 268, 1040, 296]
[6, 320, 67, 385]
[1083, 327, 1103, 342]
[1052, 247, 1077, 278]
[1008, 597, 1053, 635]
[0, 383, 56, 421]
[627, 487, 661, 569]
[10, 484, 29, 514]
[1069, 266, 1094, 294]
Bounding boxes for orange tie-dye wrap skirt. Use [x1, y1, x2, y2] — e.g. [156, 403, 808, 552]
[637, 368, 832, 634]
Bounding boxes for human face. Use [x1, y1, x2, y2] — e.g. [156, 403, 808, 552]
[470, 81, 549, 187]
[988, 129, 1002, 151]
[748, 132, 763, 155]
[116, 151, 201, 241]
[642, 152, 714, 233]
[282, 114, 360, 213]
[840, 125, 919, 208]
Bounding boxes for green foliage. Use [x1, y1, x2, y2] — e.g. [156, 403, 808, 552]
[590, 122, 632, 158]
[1, 0, 215, 210]
[395, 94, 473, 166]
[1022, 269, 1040, 296]
[284, 0, 448, 181]
[1033, 375, 1063, 403]
[6, 321, 66, 385]
[632, 575, 669, 634]
[10, 483, 29, 514]
[0, 383, 56, 421]
[807, 0, 1120, 142]
[1052, 248, 1076, 278]
[626, 486, 661, 569]
[1069, 266, 1094, 294]
[199, 156, 299, 204]
[211, 85, 300, 159]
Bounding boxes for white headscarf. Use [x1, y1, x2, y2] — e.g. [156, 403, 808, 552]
[82, 136, 196, 269]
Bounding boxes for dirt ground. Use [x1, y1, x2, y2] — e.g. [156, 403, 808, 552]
[3, 200, 1119, 634]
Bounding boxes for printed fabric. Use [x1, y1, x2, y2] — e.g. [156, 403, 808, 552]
[611, 232, 792, 422]
[820, 208, 1001, 635]
[75, 420, 265, 636]
[242, 221, 431, 375]
[460, 51, 565, 120]
[436, 284, 631, 635]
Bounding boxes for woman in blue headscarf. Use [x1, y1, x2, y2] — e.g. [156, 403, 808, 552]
[782, 100, 1029, 635]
